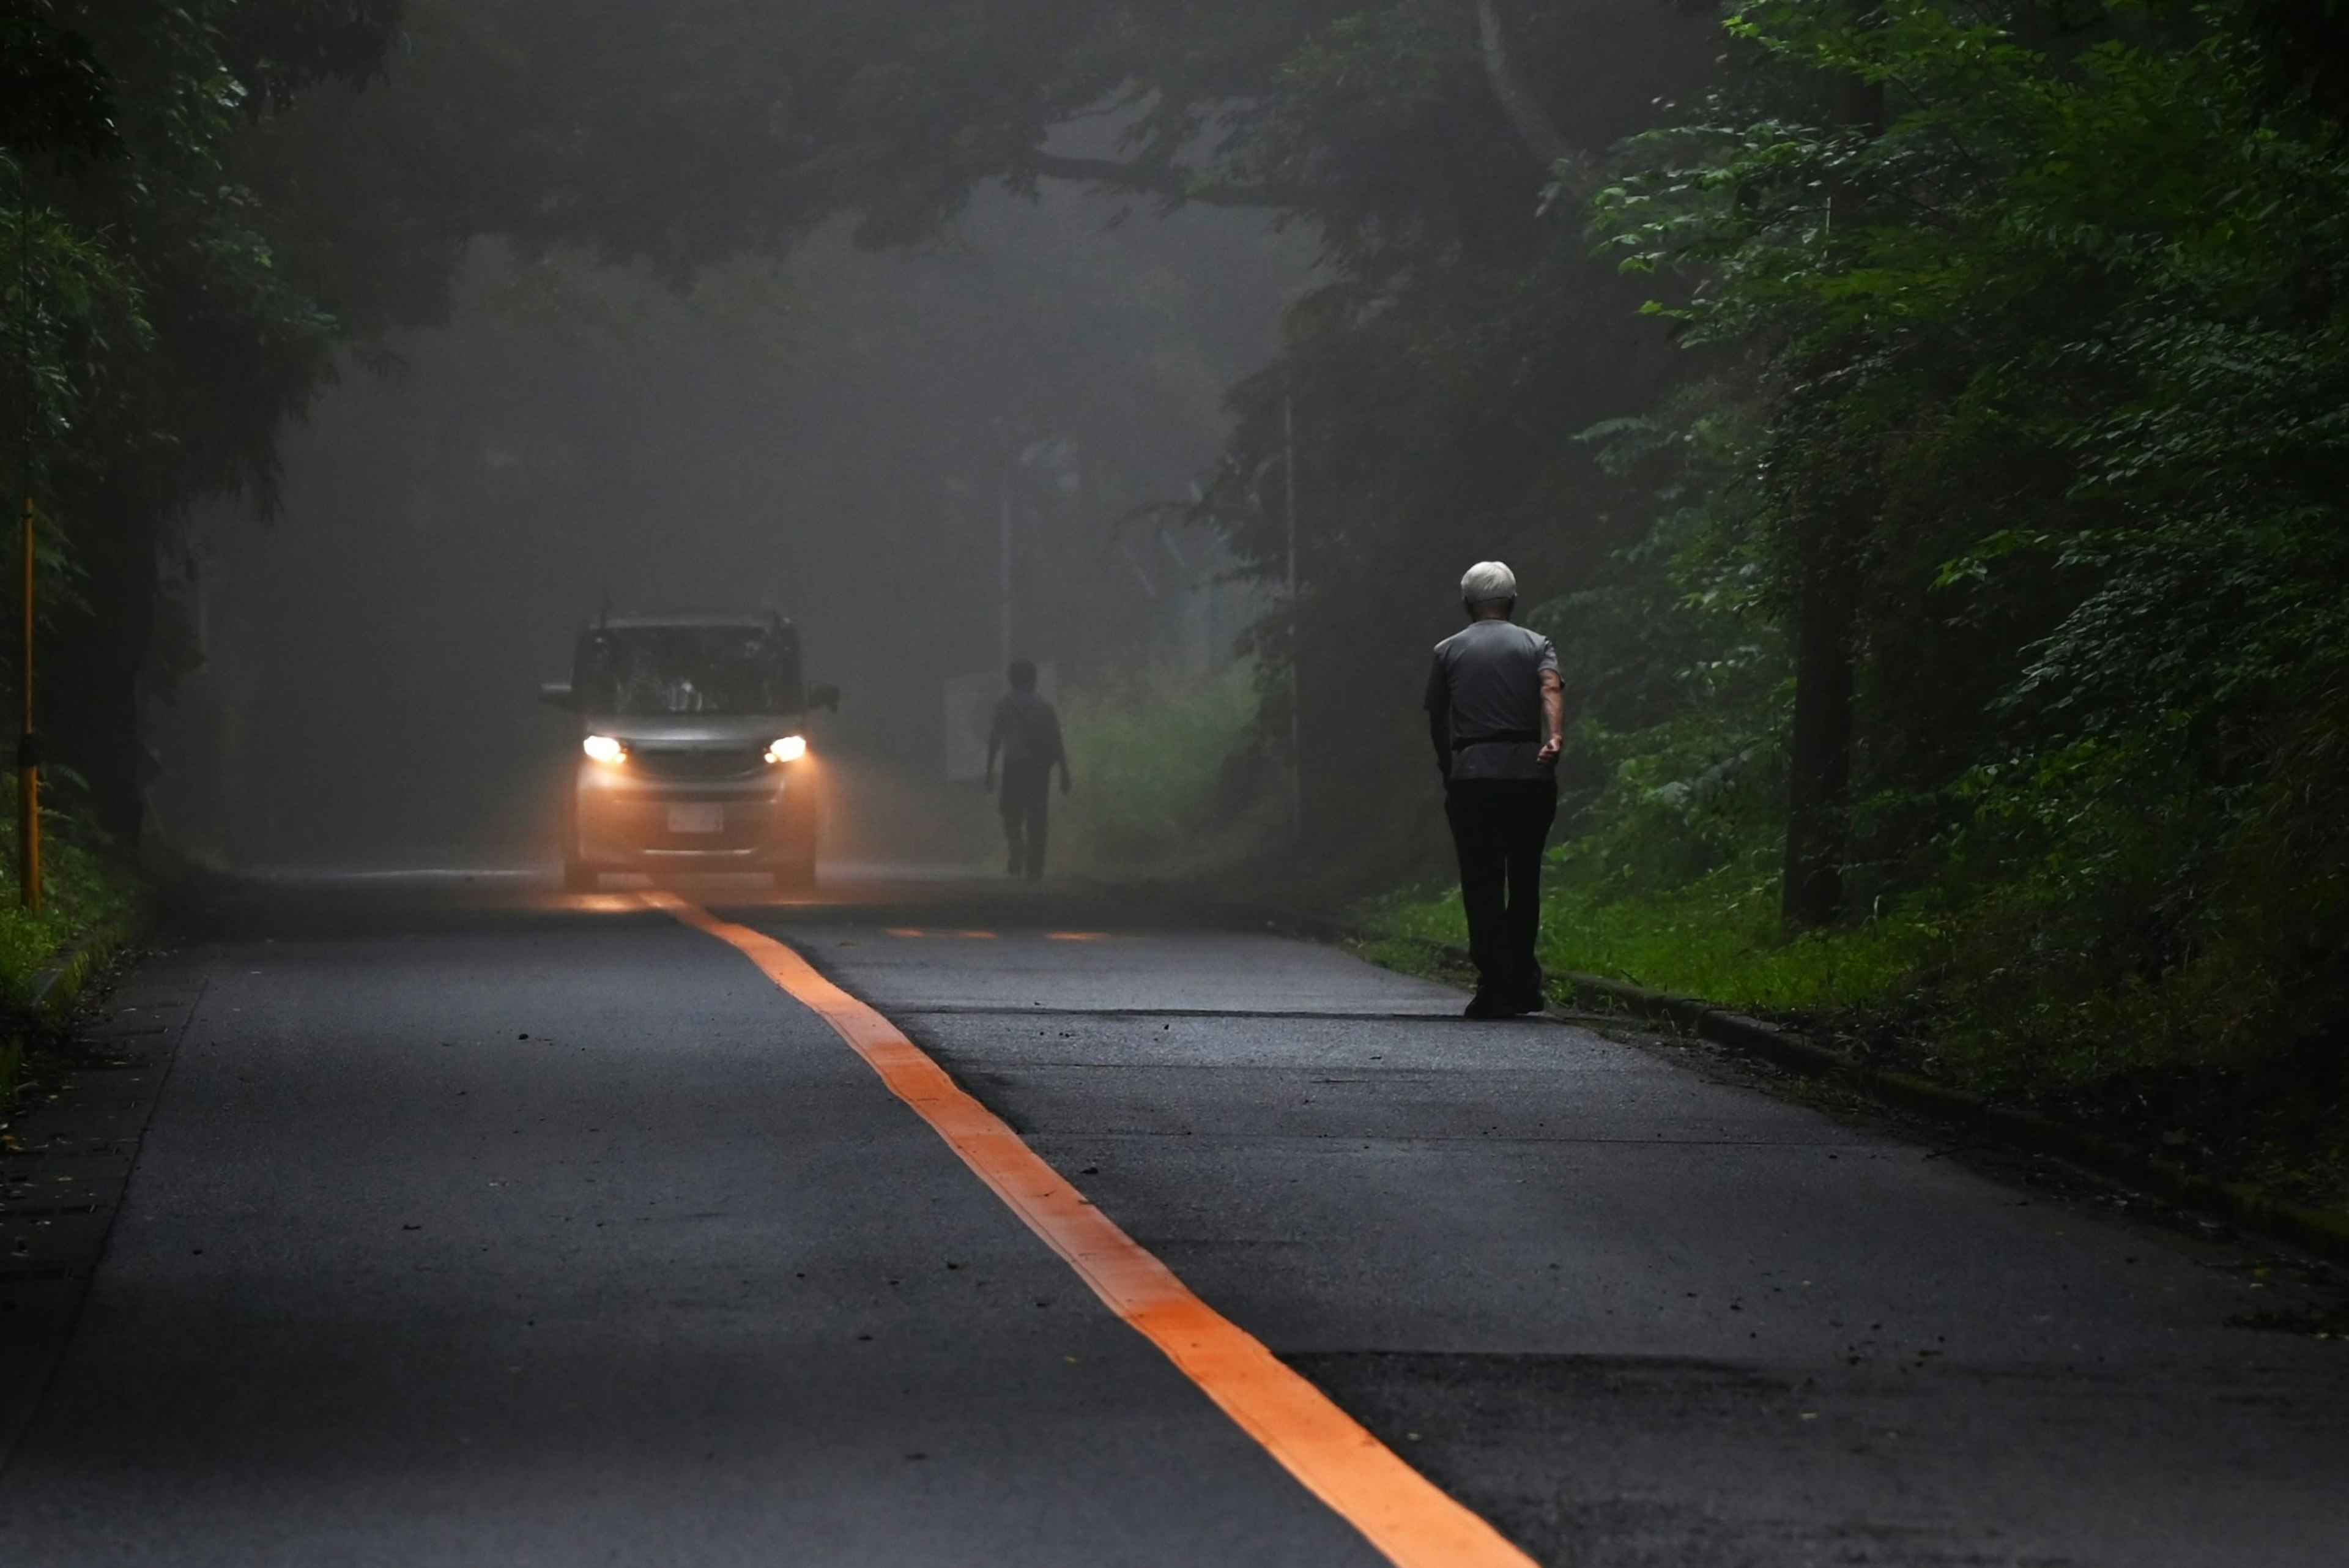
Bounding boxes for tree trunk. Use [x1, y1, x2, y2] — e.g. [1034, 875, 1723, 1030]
[1472, 0, 1567, 166]
[47, 510, 160, 845]
[1779, 1, 1885, 931]
[1781, 554, 1858, 929]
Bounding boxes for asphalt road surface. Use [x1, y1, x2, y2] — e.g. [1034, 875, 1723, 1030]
[2, 871, 2345, 1566]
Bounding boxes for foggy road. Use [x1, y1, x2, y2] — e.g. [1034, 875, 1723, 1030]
[2, 872, 2345, 1567]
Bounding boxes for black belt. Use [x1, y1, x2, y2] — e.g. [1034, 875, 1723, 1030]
[1452, 730, 1537, 751]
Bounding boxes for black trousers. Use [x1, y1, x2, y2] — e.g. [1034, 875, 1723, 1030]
[1445, 779, 1557, 999]
[1000, 769, 1050, 879]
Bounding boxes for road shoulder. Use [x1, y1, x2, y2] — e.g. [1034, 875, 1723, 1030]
[0, 953, 206, 1470]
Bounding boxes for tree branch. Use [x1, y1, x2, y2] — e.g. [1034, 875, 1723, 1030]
[1031, 6, 1587, 212]
[1026, 152, 1304, 210]
[1474, 0, 1568, 166]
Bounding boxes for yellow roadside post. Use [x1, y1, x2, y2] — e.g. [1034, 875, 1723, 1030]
[18, 496, 36, 913]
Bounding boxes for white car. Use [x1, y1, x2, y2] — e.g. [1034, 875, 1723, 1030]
[541, 612, 837, 890]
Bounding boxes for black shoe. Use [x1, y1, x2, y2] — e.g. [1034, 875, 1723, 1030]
[1463, 993, 1514, 1019]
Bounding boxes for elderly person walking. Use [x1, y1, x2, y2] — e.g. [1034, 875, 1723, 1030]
[1425, 561, 1564, 1017]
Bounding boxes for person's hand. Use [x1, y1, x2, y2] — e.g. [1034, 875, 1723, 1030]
[1537, 735, 1562, 767]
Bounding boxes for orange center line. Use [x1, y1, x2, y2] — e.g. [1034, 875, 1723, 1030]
[642, 890, 1536, 1568]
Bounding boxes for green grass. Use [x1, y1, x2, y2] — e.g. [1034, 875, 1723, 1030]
[1355, 852, 2349, 1219]
[0, 780, 145, 1104]
[1055, 660, 1281, 878]
[1355, 864, 1946, 1020]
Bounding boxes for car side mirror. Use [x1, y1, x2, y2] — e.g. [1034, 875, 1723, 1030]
[538, 682, 576, 709]
[808, 683, 841, 713]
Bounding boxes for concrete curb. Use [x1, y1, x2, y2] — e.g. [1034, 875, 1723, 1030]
[1080, 890, 2349, 1267]
[1305, 916, 2349, 1268]
[23, 915, 141, 1025]
[2, 916, 139, 1103]
[1551, 967, 2349, 1269]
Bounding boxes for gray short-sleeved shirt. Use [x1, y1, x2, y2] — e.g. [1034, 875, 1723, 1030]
[1425, 619, 1559, 782]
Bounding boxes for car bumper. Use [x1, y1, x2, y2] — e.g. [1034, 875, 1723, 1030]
[570, 773, 809, 870]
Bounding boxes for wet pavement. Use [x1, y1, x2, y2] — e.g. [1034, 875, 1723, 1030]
[1, 871, 2343, 1565]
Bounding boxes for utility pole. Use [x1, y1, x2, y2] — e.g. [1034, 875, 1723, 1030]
[1283, 393, 1302, 840]
[999, 464, 1014, 675]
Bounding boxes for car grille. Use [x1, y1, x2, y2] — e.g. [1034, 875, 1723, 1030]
[627, 746, 766, 782]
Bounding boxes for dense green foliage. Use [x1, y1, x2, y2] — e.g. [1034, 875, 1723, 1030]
[1357, 0, 2349, 1205]
[1056, 660, 1279, 876]
[1, 1, 420, 834]
[0, 776, 141, 1102]
[0, 781, 136, 1000]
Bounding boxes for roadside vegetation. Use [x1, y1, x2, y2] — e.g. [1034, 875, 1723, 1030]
[1356, 1, 2349, 1221]
[1057, 661, 1283, 879]
[0, 782, 143, 1104]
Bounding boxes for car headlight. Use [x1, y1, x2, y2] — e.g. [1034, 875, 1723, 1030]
[582, 734, 627, 765]
[765, 734, 807, 764]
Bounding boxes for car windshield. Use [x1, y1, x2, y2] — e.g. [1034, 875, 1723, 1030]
[576, 626, 799, 716]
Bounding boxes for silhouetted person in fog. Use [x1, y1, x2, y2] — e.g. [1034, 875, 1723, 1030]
[985, 660, 1068, 880]
[1426, 561, 1564, 1017]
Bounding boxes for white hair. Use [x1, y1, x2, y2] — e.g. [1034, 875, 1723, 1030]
[1460, 560, 1518, 606]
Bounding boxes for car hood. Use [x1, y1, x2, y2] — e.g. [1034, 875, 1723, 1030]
[577, 713, 800, 747]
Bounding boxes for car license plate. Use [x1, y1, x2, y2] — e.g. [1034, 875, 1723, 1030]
[667, 803, 725, 834]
